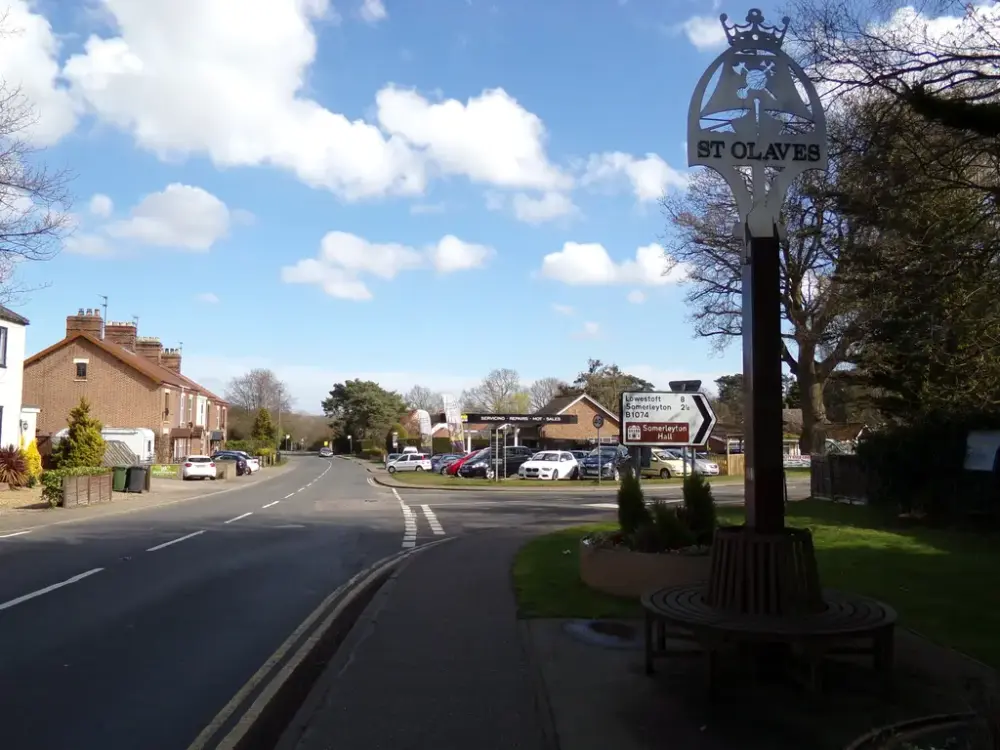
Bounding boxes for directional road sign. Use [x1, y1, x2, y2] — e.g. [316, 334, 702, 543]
[592, 414, 605, 429]
[619, 391, 717, 447]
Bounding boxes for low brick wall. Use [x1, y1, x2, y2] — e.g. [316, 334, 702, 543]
[62, 473, 113, 508]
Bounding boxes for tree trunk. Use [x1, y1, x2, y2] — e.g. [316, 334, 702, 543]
[796, 348, 829, 455]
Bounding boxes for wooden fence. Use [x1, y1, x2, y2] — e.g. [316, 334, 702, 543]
[61, 473, 113, 508]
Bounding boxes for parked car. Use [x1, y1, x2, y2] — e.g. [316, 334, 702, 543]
[181, 455, 217, 480]
[213, 450, 261, 474]
[458, 449, 496, 479]
[661, 449, 720, 476]
[431, 453, 463, 473]
[446, 449, 485, 476]
[318, 446, 333, 457]
[570, 450, 590, 462]
[387, 453, 432, 473]
[385, 453, 402, 468]
[641, 450, 684, 479]
[518, 450, 579, 480]
[578, 444, 632, 481]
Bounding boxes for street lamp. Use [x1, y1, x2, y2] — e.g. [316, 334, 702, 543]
[284, 433, 290, 451]
[347, 434, 353, 454]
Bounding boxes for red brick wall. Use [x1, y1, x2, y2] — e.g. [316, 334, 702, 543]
[24, 339, 163, 435]
[540, 398, 620, 441]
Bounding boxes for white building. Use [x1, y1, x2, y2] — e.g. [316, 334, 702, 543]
[0, 305, 35, 448]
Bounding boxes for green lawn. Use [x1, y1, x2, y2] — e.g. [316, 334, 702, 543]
[512, 499, 1000, 668]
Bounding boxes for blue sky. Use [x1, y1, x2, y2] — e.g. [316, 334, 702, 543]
[6, 0, 768, 412]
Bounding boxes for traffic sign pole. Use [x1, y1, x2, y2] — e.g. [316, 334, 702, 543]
[592, 414, 605, 486]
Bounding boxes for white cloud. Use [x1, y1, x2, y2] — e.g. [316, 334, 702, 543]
[511, 191, 578, 224]
[428, 235, 494, 272]
[551, 303, 574, 316]
[580, 152, 688, 202]
[626, 290, 646, 304]
[376, 86, 570, 191]
[410, 202, 446, 215]
[679, 15, 727, 51]
[574, 321, 601, 339]
[88, 194, 114, 218]
[196, 292, 220, 303]
[282, 231, 494, 300]
[0, 1, 78, 146]
[64, 233, 113, 257]
[105, 184, 236, 251]
[59, 1, 563, 201]
[359, 0, 388, 23]
[538, 242, 687, 287]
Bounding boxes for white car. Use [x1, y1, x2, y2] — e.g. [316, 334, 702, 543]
[182, 455, 217, 480]
[228, 451, 261, 473]
[659, 450, 720, 477]
[519, 450, 579, 480]
[385, 453, 402, 468]
[387, 453, 432, 473]
[648, 450, 686, 479]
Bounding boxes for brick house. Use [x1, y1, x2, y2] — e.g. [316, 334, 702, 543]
[23, 309, 228, 460]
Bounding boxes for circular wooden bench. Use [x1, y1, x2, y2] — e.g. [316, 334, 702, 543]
[641, 583, 897, 695]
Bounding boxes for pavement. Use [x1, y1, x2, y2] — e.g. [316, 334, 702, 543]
[280, 477, 998, 750]
[0, 456, 403, 750]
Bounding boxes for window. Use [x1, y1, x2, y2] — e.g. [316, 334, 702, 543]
[76, 362, 88, 379]
[0, 326, 7, 367]
[163, 390, 170, 416]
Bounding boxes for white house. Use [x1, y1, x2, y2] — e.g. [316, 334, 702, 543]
[0, 305, 32, 448]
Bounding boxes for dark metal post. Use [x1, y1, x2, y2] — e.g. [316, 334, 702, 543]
[742, 227, 786, 533]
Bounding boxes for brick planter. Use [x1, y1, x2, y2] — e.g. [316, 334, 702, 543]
[579, 539, 711, 598]
[62, 473, 113, 508]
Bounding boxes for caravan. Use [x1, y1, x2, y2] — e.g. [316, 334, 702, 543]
[52, 427, 156, 463]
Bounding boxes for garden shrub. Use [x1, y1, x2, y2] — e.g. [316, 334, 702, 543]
[680, 472, 717, 545]
[431, 437, 452, 455]
[54, 398, 106, 469]
[0, 445, 28, 487]
[225, 439, 254, 453]
[23, 440, 43, 484]
[617, 470, 650, 535]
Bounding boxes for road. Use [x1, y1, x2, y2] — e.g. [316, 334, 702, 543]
[0, 456, 402, 750]
[0, 457, 805, 750]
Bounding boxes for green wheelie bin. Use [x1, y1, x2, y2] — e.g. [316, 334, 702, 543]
[112, 466, 128, 492]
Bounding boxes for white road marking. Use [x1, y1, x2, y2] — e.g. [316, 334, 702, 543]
[0, 529, 32, 539]
[225, 512, 253, 524]
[393, 489, 418, 549]
[147, 530, 206, 552]
[0, 568, 104, 611]
[584, 503, 619, 510]
[261, 501, 280, 509]
[367, 477, 376, 487]
[420, 505, 446, 535]
[284, 493, 295, 499]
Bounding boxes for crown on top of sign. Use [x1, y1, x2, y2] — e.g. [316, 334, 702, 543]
[721, 8, 789, 51]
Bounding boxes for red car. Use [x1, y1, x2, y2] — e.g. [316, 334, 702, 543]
[446, 449, 483, 476]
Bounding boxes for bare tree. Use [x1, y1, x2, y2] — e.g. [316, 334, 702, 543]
[404, 385, 443, 412]
[0, 78, 73, 303]
[528, 377, 566, 412]
[225, 369, 294, 415]
[461, 368, 529, 413]
[661, 151, 865, 452]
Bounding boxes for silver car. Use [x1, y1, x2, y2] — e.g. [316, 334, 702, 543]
[387, 453, 432, 473]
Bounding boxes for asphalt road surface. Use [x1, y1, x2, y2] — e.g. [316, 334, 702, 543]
[0, 457, 805, 750]
[0, 456, 402, 750]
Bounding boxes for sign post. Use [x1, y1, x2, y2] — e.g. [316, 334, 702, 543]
[688, 8, 827, 532]
[593, 414, 605, 485]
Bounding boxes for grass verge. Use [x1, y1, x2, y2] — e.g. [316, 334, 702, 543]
[511, 499, 1000, 669]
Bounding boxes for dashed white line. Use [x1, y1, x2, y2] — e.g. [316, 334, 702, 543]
[262, 500, 280, 509]
[0, 568, 104, 611]
[284, 493, 295, 499]
[225, 512, 253, 524]
[394, 489, 417, 549]
[0, 529, 32, 539]
[147, 530, 206, 552]
[420, 505, 446, 536]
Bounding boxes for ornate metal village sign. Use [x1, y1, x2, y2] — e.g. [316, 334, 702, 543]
[687, 8, 827, 238]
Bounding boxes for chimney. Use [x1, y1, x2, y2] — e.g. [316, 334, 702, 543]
[104, 321, 137, 352]
[161, 347, 182, 374]
[136, 336, 163, 364]
[66, 308, 103, 338]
